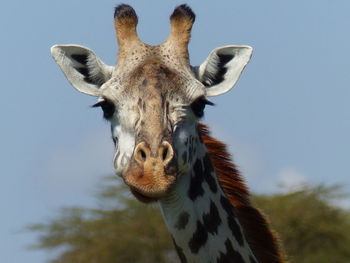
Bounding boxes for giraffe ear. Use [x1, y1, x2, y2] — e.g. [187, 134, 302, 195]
[193, 45, 253, 97]
[51, 45, 114, 96]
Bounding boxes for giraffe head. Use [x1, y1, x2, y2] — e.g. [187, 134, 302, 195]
[51, 4, 252, 202]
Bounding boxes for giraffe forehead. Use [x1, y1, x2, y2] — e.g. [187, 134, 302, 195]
[105, 60, 205, 105]
[115, 43, 190, 76]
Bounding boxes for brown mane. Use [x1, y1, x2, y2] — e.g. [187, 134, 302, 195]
[198, 123, 286, 263]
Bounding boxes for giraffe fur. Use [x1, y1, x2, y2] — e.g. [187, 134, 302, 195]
[160, 127, 257, 262]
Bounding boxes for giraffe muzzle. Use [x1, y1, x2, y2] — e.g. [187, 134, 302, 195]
[123, 140, 176, 202]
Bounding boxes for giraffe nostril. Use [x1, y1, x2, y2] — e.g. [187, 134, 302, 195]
[162, 147, 168, 161]
[134, 142, 150, 165]
[161, 141, 174, 165]
[140, 149, 147, 161]
[135, 141, 173, 166]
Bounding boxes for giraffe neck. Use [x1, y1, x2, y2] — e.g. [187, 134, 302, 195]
[159, 139, 257, 263]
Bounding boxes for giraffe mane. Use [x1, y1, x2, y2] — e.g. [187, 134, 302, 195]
[198, 123, 287, 263]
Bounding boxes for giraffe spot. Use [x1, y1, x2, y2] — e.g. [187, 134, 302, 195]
[172, 237, 188, 263]
[190, 136, 196, 157]
[249, 255, 258, 263]
[174, 211, 190, 230]
[184, 138, 189, 146]
[203, 154, 214, 173]
[188, 159, 204, 201]
[220, 195, 237, 218]
[219, 196, 244, 245]
[188, 220, 208, 254]
[182, 151, 187, 163]
[205, 172, 217, 193]
[216, 238, 245, 263]
[228, 216, 244, 246]
[188, 137, 195, 162]
[202, 201, 221, 235]
[203, 154, 217, 193]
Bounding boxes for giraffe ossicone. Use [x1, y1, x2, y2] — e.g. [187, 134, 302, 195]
[52, 4, 285, 263]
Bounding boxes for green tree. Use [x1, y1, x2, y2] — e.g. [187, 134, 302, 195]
[253, 185, 350, 263]
[28, 177, 176, 263]
[28, 178, 350, 263]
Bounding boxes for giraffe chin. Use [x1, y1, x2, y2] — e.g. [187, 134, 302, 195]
[123, 168, 176, 203]
[130, 187, 158, 203]
[128, 184, 175, 203]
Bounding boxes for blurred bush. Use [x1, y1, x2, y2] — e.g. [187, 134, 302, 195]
[253, 185, 350, 263]
[28, 177, 350, 263]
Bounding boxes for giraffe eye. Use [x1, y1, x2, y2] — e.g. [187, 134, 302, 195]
[92, 99, 115, 119]
[190, 97, 214, 118]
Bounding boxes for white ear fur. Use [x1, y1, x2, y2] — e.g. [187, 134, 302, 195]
[51, 45, 114, 96]
[195, 45, 253, 97]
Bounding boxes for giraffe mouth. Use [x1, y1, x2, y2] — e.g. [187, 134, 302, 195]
[124, 171, 177, 203]
[128, 180, 177, 203]
[129, 187, 158, 203]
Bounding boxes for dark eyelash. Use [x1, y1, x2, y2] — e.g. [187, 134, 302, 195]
[190, 96, 214, 118]
[92, 99, 115, 119]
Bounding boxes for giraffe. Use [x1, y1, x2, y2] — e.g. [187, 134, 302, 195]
[51, 4, 285, 263]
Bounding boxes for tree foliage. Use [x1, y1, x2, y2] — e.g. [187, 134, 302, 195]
[28, 177, 176, 263]
[253, 185, 350, 263]
[28, 178, 350, 263]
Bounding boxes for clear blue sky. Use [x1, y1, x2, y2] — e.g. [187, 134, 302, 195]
[1, 0, 349, 262]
